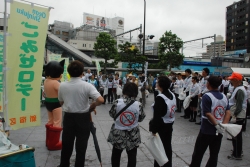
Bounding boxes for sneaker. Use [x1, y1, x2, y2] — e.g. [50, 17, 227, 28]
[227, 154, 242, 160]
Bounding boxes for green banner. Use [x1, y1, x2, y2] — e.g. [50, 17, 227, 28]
[95, 60, 101, 75]
[0, 32, 3, 112]
[7, 1, 49, 130]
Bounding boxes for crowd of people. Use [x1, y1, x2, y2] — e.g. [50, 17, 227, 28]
[43, 60, 250, 167]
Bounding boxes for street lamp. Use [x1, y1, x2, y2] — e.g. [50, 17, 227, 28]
[142, 0, 146, 57]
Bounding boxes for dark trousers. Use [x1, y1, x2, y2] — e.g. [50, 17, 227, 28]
[174, 93, 181, 112]
[60, 112, 90, 167]
[99, 89, 106, 103]
[184, 92, 190, 117]
[153, 90, 159, 101]
[112, 88, 118, 100]
[224, 87, 228, 95]
[232, 119, 244, 157]
[111, 147, 137, 167]
[108, 88, 113, 103]
[154, 123, 173, 167]
[190, 131, 223, 167]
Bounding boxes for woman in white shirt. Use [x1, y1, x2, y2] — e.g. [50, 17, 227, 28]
[187, 76, 200, 122]
[99, 75, 108, 104]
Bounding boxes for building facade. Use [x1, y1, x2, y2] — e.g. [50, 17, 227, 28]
[226, 0, 250, 52]
[201, 35, 226, 59]
[48, 20, 74, 42]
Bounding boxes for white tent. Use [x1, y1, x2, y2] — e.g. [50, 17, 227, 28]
[231, 68, 250, 77]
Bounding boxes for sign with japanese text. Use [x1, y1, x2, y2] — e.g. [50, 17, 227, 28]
[95, 60, 101, 76]
[48, 54, 69, 82]
[0, 32, 3, 112]
[7, 1, 49, 130]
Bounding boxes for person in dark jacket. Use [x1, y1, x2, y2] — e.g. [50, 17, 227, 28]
[150, 76, 176, 167]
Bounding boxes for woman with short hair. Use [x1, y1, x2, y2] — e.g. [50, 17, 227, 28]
[150, 76, 176, 167]
[107, 82, 146, 167]
[188, 76, 200, 122]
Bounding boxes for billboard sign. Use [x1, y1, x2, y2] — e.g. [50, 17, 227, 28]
[83, 13, 111, 29]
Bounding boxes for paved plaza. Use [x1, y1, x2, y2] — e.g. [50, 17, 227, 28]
[9, 94, 250, 167]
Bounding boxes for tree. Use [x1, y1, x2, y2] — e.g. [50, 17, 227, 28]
[93, 32, 118, 73]
[158, 30, 184, 71]
[115, 42, 146, 73]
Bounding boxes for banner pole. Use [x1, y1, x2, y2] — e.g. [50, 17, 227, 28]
[20, 0, 54, 9]
[3, 0, 10, 131]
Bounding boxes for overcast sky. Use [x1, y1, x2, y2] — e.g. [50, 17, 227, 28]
[0, 0, 239, 57]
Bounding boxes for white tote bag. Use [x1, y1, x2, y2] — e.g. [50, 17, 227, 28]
[116, 86, 123, 96]
[103, 88, 108, 96]
[183, 95, 192, 109]
[144, 134, 168, 166]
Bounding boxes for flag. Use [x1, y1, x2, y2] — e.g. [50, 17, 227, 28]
[7, 1, 50, 130]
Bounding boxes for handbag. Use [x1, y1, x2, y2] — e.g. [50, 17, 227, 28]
[113, 100, 135, 121]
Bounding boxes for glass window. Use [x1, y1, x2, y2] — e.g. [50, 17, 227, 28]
[247, 0, 249, 4]
[89, 44, 91, 48]
[235, 4, 237, 8]
[246, 28, 248, 33]
[231, 39, 234, 43]
[246, 21, 248, 25]
[83, 44, 85, 47]
[232, 19, 234, 23]
[246, 36, 248, 40]
[246, 14, 248, 18]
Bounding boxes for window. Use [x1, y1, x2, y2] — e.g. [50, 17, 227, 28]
[83, 44, 85, 47]
[246, 14, 248, 18]
[246, 21, 248, 25]
[231, 39, 234, 43]
[246, 28, 248, 33]
[89, 44, 91, 48]
[55, 30, 60, 35]
[235, 4, 237, 9]
[246, 36, 248, 40]
[232, 19, 234, 23]
[247, 0, 249, 3]
[62, 31, 69, 36]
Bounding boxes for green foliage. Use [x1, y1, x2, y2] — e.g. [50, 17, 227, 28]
[99, 61, 118, 68]
[115, 42, 146, 73]
[158, 30, 184, 70]
[93, 32, 118, 73]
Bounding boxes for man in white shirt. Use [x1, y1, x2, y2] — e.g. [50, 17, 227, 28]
[58, 61, 104, 167]
[85, 69, 92, 82]
[196, 68, 210, 125]
[181, 69, 192, 118]
[176, 73, 184, 112]
[222, 76, 229, 95]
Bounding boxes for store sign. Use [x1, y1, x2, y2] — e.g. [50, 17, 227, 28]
[183, 58, 211, 66]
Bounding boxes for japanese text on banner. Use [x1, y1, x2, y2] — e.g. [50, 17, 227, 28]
[7, 1, 49, 130]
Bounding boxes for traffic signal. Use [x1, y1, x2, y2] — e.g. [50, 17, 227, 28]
[148, 35, 155, 39]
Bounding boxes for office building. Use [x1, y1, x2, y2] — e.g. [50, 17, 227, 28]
[226, 0, 250, 52]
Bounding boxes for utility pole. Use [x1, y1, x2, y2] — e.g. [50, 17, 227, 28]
[139, 24, 142, 53]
